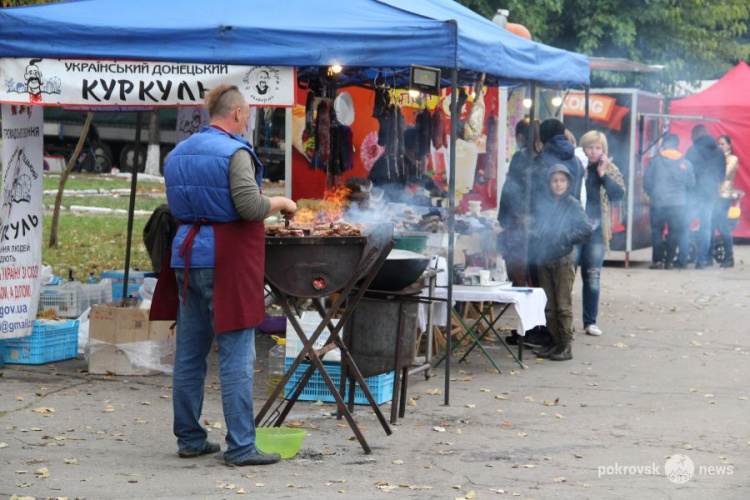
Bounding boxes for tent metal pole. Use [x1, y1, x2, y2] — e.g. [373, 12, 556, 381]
[444, 67, 458, 407]
[121, 111, 143, 305]
[521, 82, 536, 288]
[584, 86, 590, 131]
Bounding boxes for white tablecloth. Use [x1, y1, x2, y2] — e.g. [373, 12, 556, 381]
[419, 285, 547, 335]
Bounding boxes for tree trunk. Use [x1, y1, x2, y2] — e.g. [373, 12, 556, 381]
[144, 109, 161, 176]
[49, 111, 94, 248]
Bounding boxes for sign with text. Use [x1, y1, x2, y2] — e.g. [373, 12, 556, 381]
[1, 104, 43, 339]
[0, 58, 295, 107]
[563, 93, 617, 122]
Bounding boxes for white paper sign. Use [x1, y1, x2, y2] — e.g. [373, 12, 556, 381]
[0, 58, 295, 108]
[0, 104, 43, 339]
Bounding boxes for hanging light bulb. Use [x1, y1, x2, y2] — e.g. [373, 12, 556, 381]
[551, 96, 563, 107]
[330, 64, 343, 74]
[523, 98, 533, 108]
[408, 89, 421, 98]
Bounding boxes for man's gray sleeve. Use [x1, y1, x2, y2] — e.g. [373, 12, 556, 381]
[229, 149, 271, 221]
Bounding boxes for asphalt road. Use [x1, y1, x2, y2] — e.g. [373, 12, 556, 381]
[1, 246, 748, 499]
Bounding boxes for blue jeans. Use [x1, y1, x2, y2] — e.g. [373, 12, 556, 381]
[689, 197, 716, 265]
[173, 268, 258, 463]
[574, 229, 605, 327]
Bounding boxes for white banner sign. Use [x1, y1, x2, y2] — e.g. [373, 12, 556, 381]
[0, 58, 296, 108]
[1, 104, 44, 339]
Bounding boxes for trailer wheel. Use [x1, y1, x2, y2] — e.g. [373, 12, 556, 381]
[119, 144, 146, 173]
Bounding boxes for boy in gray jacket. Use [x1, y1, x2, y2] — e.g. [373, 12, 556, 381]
[530, 164, 592, 361]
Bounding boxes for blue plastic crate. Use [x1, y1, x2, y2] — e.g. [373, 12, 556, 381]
[3, 320, 79, 365]
[284, 358, 394, 405]
[101, 270, 156, 300]
[0, 341, 4, 369]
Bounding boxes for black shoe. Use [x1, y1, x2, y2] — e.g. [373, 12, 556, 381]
[179, 441, 221, 458]
[672, 262, 687, 270]
[225, 450, 281, 466]
[522, 328, 552, 348]
[720, 259, 734, 268]
[533, 342, 557, 358]
[549, 344, 572, 361]
[649, 261, 664, 270]
[505, 331, 520, 346]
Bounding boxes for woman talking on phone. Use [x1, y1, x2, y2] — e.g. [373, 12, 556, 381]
[576, 131, 625, 337]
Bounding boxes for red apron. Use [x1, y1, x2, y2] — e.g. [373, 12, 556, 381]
[150, 219, 266, 334]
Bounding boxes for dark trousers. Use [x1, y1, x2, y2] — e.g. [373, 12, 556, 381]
[712, 198, 734, 262]
[537, 253, 575, 346]
[651, 205, 689, 266]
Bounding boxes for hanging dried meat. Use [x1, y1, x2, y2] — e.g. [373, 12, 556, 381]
[463, 73, 486, 141]
[431, 107, 446, 149]
[485, 115, 499, 179]
[315, 98, 332, 165]
[415, 108, 432, 175]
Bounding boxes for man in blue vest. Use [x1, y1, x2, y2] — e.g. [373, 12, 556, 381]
[160, 84, 296, 466]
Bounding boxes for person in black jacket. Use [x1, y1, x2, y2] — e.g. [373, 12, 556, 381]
[530, 164, 592, 361]
[532, 119, 585, 204]
[643, 134, 695, 269]
[685, 125, 726, 268]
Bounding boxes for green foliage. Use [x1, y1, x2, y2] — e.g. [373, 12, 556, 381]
[458, 0, 750, 94]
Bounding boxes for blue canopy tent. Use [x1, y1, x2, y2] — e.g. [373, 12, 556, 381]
[0, 0, 588, 87]
[0, 0, 589, 411]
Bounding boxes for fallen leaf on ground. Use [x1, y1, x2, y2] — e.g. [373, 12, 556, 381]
[287, 421, 304, 427]
[495, 395, 508, 400]
[392, 459, 405, 465]
[35, 467, 50, 478]
[433, 426, 446, 433]
[407, 398, 418, 406]
[0, 442, 8, 449]
[480, 388, 491, 393]
[64, 458, 79, 465]
[236, 488, 246, 494]
[32, 407, 55, 414]
[104, 405, 115, 412]
[465, 404, 476, 409]
[613, 343, 628, 349]
[553, 477, 566, 483]
[683, 444, 693, 450]
[426, 389, 442, 395]
[555, 413, 565, 419]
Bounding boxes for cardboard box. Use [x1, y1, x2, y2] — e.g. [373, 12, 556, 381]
[90, 302, 172, 344]
[88, 302, 174, 375]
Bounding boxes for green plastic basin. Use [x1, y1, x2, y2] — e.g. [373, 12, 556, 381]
[255, 427, 307, 459]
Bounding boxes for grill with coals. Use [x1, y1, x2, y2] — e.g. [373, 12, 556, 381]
[256, 223, 395, 454]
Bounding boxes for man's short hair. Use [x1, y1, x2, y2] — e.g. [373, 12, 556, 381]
[515, 117, 530, 138]
[539, 118, 566, 144]
[691, 124, 708, 142]
[204, 84, 245, 118]
[662, 134, 679, 150]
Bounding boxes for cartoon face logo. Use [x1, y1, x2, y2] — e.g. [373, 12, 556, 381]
[255, 70, 270, 95]
[242, 66, 281, 105]
[24, 58, 44, 102]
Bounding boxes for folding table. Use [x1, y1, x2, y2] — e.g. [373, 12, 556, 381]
[427, 285, 546, 372]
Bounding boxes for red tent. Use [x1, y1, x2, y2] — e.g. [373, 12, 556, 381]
[669, 61, 750, 237]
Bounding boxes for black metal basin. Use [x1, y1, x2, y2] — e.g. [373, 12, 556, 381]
[369, 249, 430, 291]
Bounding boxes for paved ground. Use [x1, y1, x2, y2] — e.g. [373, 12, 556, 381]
[1, 246, 749, 500]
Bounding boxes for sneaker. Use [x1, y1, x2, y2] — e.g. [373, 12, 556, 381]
[178, 441, 221, 458]
[225, 450, 281, 467]
[522, 328, 553, 348]
[720, 259, 734, 268]
[649, 261, 664, 270]
[584, 324, 603, 336]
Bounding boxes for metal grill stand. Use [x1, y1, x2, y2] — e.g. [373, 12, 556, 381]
[255, 241, 395, 454]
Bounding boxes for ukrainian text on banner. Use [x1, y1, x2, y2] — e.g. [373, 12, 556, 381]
[0, 104, 43, 339]
[0, 58, 295, 107]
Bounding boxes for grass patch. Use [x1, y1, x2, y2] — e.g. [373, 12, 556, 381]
[42, 213, 152, 281]
[45, 194, 167, 212]
[43, 173, 165, 192]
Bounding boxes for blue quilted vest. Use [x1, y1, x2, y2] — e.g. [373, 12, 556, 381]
[165, 126, 263, 268]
